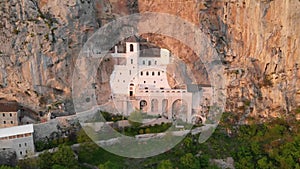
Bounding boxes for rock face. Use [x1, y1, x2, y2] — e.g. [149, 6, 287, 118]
[198, 0, 300, 120]
[0, 0, 128, 112]
[0, 148, 17, 167]
[0, 0, 299, 121]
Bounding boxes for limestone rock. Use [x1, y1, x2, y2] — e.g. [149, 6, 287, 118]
[0, 0, 299, 121]
[0, 148, 17, 167]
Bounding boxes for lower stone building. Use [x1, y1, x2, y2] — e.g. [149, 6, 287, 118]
[0, 124, 35, 159]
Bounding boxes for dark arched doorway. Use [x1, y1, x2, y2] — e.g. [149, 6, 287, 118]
[191, 116, 203, 125]
[140, 100, 147, 112]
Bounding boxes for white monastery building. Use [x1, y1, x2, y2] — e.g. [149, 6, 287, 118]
[110, 40, 212, 123]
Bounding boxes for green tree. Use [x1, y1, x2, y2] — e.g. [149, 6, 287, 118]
[38, 151, 54, 169]
[0, 166, 19, 169]
[257, 157, 273, 169]
[128, 110, 143, 128]
[52, 145, 78, 169]
[51, 165, 68, 169]
[98, 161, 119, 169]
[234, 146, 255, 169]
[183, 137, 193, 150]
[145, 128, 151, 134]
[157, 159, 173, 169]
[77, 128, 93, 143]
[180, 153, 200, 169]
[17, 158, 38, 169]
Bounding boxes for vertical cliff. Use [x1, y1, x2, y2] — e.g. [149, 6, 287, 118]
[136, 0, 300, 121]
[0, 0, 129, 111]
[0, 0, 299, 121]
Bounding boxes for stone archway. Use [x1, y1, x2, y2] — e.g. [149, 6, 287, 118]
[172, 99, 188, 121]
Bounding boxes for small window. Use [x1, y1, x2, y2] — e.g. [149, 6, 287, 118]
[155, 61, 157, 65]
[123, 80, 125, 83]
[20, 151, 22, 155]
[154, 81, 156, 84]
[9, 113, 12, 117]
[25, 143, 27, 147]
[146, 71, 149, 76]
[19, 144, 21, 147]
[158, 72, 160, 76]
[25, 150, 28, 154]
[10, 121, 13, 124]
[130, 44, 134, 52]
[152, 72, 155, 76]
[2, 113, 5, 117]
[3, 121, 6, 124]
[140, 72, 143, 76]
[131, 59, 133, 64]
[148, 61, 151, 66]
[129, 70, 131, 75]
[144, 81, 146, 84]
[120, 72, 122, 75]
[143, 60, 145, 65]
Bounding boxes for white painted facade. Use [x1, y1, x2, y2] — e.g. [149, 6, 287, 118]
[0, 124, 35, 159]
[110, 42, 212, 123]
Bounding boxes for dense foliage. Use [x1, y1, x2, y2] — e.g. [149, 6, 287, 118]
[12, 112, 300, 169]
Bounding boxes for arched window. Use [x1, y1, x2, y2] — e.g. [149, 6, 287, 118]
[158, 72, 160, 76]
[130, 44, 134, 52]
[146, 71, 149, 76]
[131, 59, 133, 64]
[143, 60, 145, 65]
[152, 72, 155, 76]
[148, 60, 151, 65]
[141, 71, 143, 76]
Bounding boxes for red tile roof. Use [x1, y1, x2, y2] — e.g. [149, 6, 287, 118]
[0, 101, 19, 112]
